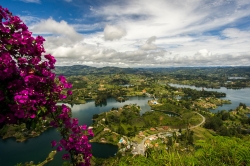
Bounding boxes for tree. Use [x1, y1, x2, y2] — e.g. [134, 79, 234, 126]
[239, 102, 247, 109]
[204, 116, 223, 131]
[221, 111, 230, 121]
[92, 114, 99, 119]
[0, 6, 92, 166]
[117, 125, 125, 135]
[187, 131, 194, 145]
[134, 126, 138, 132]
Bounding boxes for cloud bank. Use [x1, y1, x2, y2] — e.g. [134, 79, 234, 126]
[24, 0, 250, 67]
[104, 25, 127, 41]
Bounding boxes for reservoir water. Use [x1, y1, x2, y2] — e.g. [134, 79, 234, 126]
[169, 84, 250, 113]
[0, 96, 151, 166]
[1, 85, 249, 165]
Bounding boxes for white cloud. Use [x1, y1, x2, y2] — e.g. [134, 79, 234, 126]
[140, 36, 157, 50]
[103, 25, 127, 41]
[222, 28, 250, 39]
[193, 49, 212, 62]
[22, 0, 250, 67]
[43, 26, 250, 67]
[30, 18, 83, 42]
[90, 0, 250, 39]
[72, 23, 104, 32]
[197, 49, 212, 57]
[19, 0, 40, 3]
[64, 0, 72, 2]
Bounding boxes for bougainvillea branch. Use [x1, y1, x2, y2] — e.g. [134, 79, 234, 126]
[0, 6, 92, 166]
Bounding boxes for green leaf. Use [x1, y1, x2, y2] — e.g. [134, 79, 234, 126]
[37, 110, 41, 115]
[6, 44, 12, 50]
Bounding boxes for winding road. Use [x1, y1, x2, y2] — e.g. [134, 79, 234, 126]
[190, 112, 206, 129]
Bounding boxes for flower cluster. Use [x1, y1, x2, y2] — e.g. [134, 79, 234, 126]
[51, 105, 93, 164]
[0, 6, 92, 165]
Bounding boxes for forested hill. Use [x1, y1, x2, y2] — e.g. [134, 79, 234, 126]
[55, 65, 143, 75]
[55, 65, 250, 77]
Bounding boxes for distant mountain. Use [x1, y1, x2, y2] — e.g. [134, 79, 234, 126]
[54, 65, 250, 77]
[54, 65, 144, 75]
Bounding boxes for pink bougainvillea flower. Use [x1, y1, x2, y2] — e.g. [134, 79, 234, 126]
[14, 109, 25, 119]
[30, 114, 36, 119]
[0, 6, 92, 165]
[44, 54, 56, 64]
[69, 136, 74, 142]
[62, 154, 70, 160]
[72, 118, 78, 125]
[51, 140, 57, 147]
[58, 75, 66, 83]
[88, 129, 94, 137]
[50, 121, 58, 128]
[57, 146, 63, 152]
[80, 125, 87, 130]
[18, 57, 27, 64]
[59, 94, 67, 99]
[67, 90, 72, 95]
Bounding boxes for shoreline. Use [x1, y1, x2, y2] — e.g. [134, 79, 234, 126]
[0, 125, 51, 143]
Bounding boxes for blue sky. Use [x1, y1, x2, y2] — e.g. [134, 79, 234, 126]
[2, 0, 250, 67]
